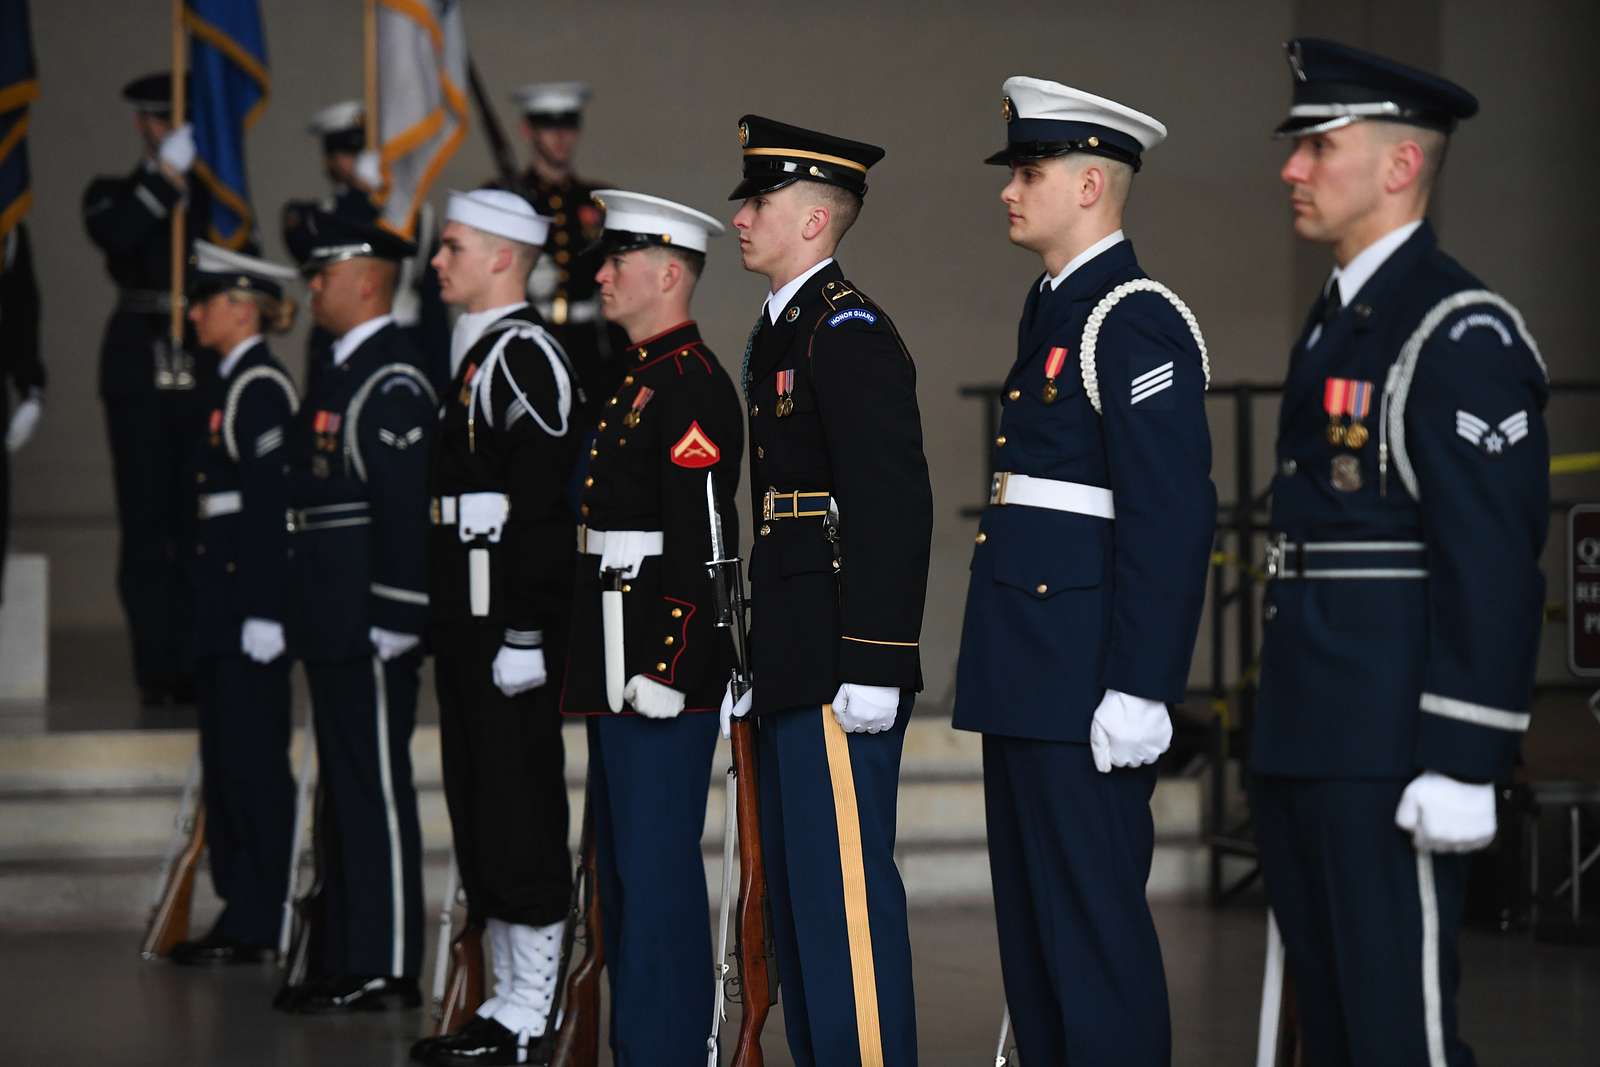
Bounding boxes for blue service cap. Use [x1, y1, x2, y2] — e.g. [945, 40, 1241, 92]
[1275, 38, 1478, 138]
[295, 209, 417, 276]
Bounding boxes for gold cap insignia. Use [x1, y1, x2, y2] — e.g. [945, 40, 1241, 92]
[738, 121, 750, 147]
[1001, 96, 1014, 122]
[1087, 135, 1100, 147]
[591, 194, 606, 211]
[808, 164, 823, 177]
[785, 306, 799, 323]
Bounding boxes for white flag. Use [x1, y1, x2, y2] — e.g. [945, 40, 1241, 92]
[376, 0, 467, 238]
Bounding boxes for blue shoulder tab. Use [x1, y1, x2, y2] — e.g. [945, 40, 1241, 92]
[828, 307, 878, 328]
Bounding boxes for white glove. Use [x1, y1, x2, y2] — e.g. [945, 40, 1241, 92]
[831, 683, 899, 735]
[353, 148, 383, 191]
[492, 645, 547, 697]
[598, 530, 651, 579]
[158, 123, 196, 173]
[368, 626, 420, 662]
[1395, 772, 1497, 853]
[1088, 689, 1173, 774]
[240, 617, 286, 664]
[719, 681, 753, 740]
[625, 674, 685, 720]
[6, 396, 41, 452]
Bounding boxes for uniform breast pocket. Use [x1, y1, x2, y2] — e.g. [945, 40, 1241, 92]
[990, 537, 1103, 598]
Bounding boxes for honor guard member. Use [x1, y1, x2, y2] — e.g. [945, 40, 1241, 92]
[83, 72, 213, 706]
[1252, 41, 1549, 1066]
[2, 222, 44, 595]
[723, 115, 934, 1067]
[281, 210, 434, 1013]
[169, 242, 300, 966]
[416, 189, 577, 1067]
[952, 79, 1216, 1066]
[562, 190, 741, 1066]
[504, 82, 630, 410]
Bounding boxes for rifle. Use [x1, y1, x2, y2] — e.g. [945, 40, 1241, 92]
[430, 854, 486, 1036]
[279, 711, 317, 958]
[550, 789, 603, 1067]
[1256, 909, 1304, 1067]
[140, 755, 206, 959]
[704, 472, 776, 1066]
[275, 779, 326, 1007]
[467, 59, 520, 190]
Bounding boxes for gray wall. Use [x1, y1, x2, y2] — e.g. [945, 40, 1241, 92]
[12, 1, 1598, 699]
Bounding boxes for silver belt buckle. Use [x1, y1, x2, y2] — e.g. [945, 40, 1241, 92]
[1264, 533, 1288, 580]
[989, 472, 1009, 506]
[285, 508, 302, 534]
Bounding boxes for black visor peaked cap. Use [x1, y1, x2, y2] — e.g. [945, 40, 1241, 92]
[1276, 38, 1478, 138]
[122, 72, 180, 115]
[729, 115, 886, 201]
[296, 209, 417, 275]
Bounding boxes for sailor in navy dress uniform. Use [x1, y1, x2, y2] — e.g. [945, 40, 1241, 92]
[722, 115, 934, 1067]
[1252, 40, 1550, 1066]
[280, 211, 435, 1013]
[951, 78, 1216, 1066]
[561, 191, 741, 1066]
[82, 72, 213, 706]
[169, 242, 300, 966]
[417, 189, 577, 1066]
[2, 221, 44, 596]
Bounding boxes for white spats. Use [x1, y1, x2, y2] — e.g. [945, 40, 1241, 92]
[475, 917, 515, 1021]
[489, 920, 565, 1040]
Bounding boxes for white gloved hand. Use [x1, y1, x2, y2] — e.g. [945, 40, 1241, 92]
[368, 626, 420, 662]
[719, 681, 753, 740]
[625, 674, 686, 720]
[240, 617, 286, 664]
[158, 123, 196, 173]
[492, 645, 547, 697]
[353, 148, 383, 191]
[831, 683, 899, 735]
[1395, 772, 1497, 853]
[598, 530, 650, 580]
[6, 395, 41, 452]
[1088, 689, 1173, 774]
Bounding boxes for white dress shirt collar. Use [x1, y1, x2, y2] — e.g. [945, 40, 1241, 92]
[218, 335, 262, 379]
[331, 313, 395, 367]
[1042, 230, 1126, 292]
[764, 257, 835, 325]
[1330, 220, 1423, 306]
[450, 301, 528, 377]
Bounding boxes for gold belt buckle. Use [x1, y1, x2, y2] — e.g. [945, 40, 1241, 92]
[989, 471, 1009, 506]
[763, 488, 776, 522]
[430, 498, 442, 526]
[577, 524, 588, 554]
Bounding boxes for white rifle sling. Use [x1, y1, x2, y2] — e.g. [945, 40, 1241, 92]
[1077, 278, 1210, 415]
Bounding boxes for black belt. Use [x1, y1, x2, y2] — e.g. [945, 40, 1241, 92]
[286, 502, 371, 533]
[1264, 535, 1429, 580]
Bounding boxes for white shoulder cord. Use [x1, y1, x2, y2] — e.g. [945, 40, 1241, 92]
[467, 320, 573, 438]
[222, 365, 299, 462]
[342, 362, 439, 483]
[705, 767, 738, 1066]
[1078, 279, 1210, 414]
[1382, 289, 1545, 500]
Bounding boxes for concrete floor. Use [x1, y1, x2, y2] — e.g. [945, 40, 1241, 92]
[3, 903, 1596, 1066]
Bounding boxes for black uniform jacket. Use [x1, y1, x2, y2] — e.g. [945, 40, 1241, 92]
[563, 321, 743, 716]
[743, 262, 933, 716]
[1, 223, 43, 418]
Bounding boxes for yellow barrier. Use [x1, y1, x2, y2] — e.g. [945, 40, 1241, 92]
[1552, 452, 1600, 476]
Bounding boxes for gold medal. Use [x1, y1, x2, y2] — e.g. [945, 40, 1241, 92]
[775, 395, 795, 418]
[1042, 379, 1059, 404]
[1330, 454, 1363, 492]
[623, 410, 641, 429]
[1326, 420, 1346, 446]
[1344, 421, 1369, 449]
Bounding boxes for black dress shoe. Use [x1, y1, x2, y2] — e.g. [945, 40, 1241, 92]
[170, 932, 275, 966]
[425, 1017, 551, 1066]
[292, 975, 422, 1014]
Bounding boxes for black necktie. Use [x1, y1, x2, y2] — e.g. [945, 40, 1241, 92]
[1321, 281, 1344, 326]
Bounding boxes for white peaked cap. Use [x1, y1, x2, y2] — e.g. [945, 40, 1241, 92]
[445, 189, 551, 246]
[592, 189, 725, 253]
[512, 81, 590, 115]
[193, 240, 298, 283]
[307, 99, 364, 135]
[1003, 75, 1167, 151]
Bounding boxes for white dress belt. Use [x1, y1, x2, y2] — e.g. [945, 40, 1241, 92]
[198, 491, 242, 519]
[576, 526, 665, 556]
[989, 472, 1115, 520]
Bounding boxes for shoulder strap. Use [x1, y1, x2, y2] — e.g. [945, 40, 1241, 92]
[342, 362, 439, 483]
[1078, 279, 1210, 415]
[1382, 288, 1545, 501]
[222, 365, 299, 462]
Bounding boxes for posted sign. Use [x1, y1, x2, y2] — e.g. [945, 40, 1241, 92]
[1571, 505, 1600, 677]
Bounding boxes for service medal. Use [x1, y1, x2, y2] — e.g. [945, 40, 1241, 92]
[624, 385, 654, 428]
[1043, 346, 1069, 404]
[1323, 377, 1373, 450]
[1344, 422, 1369, 449]
[775, 369, 795, 418]
[1330, 454, 1363, 492]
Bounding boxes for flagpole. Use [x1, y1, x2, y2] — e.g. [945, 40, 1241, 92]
[168, 0, 187, 348]
[363, 0, 378, 152]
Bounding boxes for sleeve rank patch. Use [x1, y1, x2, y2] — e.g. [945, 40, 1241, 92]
[670, 421, 721, 468]
[1456, 409, 1528, 456]
[827, 307, 878, 328]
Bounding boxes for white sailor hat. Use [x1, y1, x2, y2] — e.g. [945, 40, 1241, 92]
[188, 241, 299, 300]
[445, 188, 552, 247]
[512, 81, 590, 126]
[307, 100, 365, 152]
[588, 190, 725, 255]
[986, 76, 1167, 172]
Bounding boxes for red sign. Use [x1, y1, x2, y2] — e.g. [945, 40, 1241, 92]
[1570, 505, 1600, 677]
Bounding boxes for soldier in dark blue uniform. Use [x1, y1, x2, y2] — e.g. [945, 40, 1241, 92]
[280, 210, 434, 1013]
[562, 190, 741, 1066]
[82, 72, 212, 705]
[1252, 40, 1550, 1066]
[952, 78, 1216, 1066]
[169, 242, 300, 966]
[415, 189, 577, 1067]
[722, 115, 934, 1067]
[2, 221, 44, 594]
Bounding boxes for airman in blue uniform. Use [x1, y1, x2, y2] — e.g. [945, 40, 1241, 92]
[1252, 39, 1550, 1067]
[952, 78, 1216, 1066]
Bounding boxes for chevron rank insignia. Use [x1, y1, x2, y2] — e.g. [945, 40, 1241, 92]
[1455, 409, 1529, 456]
[670, 421, 721, 468]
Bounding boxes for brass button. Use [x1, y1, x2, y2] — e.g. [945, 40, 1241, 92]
[637, 348, 648, 362]
[1007, 389, 1021, 401]
[555, 250, 570, 264]
[975, 532, 987, 544]
[617, 437, 626, 446]
[759, 523, 771, 537]
[752, 404, 761, 417]
[623, 375, 635, 386]
[549, 195, 564, 209]
[555, 231, 569, 246]
[609, 396, 619, 406]
[756, 446, 765, 459]
[584, 476, 595, 487]
[996, 435, 1007, 447]
[671, 607, 683, 619]
[589, 448, 598, 458]
[664, 635, 675, 646]
[1035, 583, 1048, 595]
[622, 583, 632, 593]
[553, 212, 567, 224]
[655, 661, 668, 672]
[580, 504, 590, 517]
[597, 420, 607, 430]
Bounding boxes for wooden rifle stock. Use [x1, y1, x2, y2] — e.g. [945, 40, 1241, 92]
[551, 798, 603, 1067]
[139, 802, 206, 959]
[435, 922, 486, 1035]
[729, 718, 775, 1066]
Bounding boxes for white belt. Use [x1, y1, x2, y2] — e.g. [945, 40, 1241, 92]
[989, 472, 1115, 520]
[577, 526, 664, 556]
[198, 491, 242, 519]
[431, 495, 459, 525]
[537, 296, 601, 325]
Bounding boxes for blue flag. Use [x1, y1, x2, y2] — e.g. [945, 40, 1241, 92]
[186, 0, 268, 248]
[0, 0, 37, 242]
